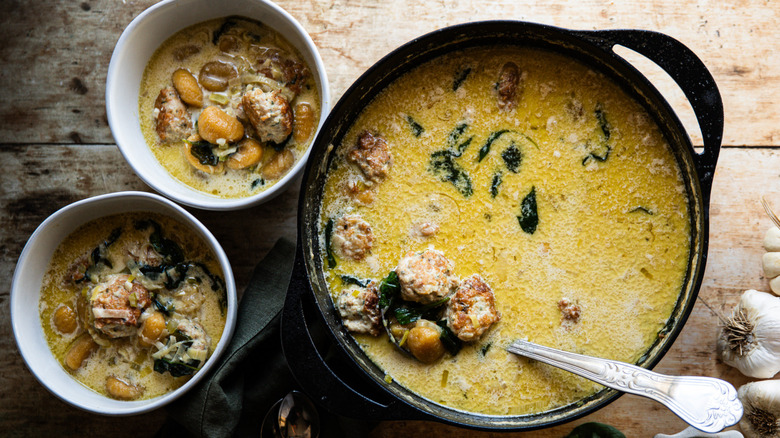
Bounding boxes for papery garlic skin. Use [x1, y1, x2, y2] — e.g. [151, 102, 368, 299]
[762, 228, 780, 295]
[717, 290, 780, 379]
[738, 380, 780, 438]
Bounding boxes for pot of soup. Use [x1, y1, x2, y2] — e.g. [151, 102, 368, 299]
[281, 21, 722, 430]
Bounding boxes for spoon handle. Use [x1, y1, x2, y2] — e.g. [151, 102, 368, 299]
[507, 340, 743, 433]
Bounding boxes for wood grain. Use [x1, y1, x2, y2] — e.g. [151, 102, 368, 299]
[1, 0, 778, 146]
[1, 0, 779, 436]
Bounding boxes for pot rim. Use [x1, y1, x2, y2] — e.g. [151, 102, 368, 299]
[290, 19, 720, 430]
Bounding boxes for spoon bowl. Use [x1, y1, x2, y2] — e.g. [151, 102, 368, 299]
[261, 391, 320, 438]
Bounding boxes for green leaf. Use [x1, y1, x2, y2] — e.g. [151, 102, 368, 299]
[452, 67, 472, 91]
[188, 141, 219, 166]
[378, 271, 400, 309]
[518, 186, 538, 234]
[406, 115, 424, 137]
[393, 297, 450, 325]
[478, 129, 510, 161]
[445, 123, 469, 150]
[429, 123, 475, 197]
[324, 219, 337, 269]
[501, 143, 522, 173]
[340, 275, 369, 287]
[582, 144, 611, 166]
[251, 178, 265, 189]
[429, 150, 473, 197]
[436, 320, 462, 355]
[490, 172, 502, 198]
[595, 104, 611, 141]
[563, 422, 626, 438]
[394, 307, 420, 325]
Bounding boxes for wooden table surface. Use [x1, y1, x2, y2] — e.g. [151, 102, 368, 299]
[2, 0, 779, 436]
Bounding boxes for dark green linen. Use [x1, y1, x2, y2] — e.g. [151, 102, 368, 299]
[156, 238, 374, 438]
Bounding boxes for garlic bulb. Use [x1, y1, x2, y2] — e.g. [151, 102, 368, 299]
[717, 290, 780, 378]
[763, 227, 780, 294]
[738, 380, 780, 438]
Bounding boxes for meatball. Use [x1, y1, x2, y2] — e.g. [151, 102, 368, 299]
[336, 282, 381, 336]
[348, 131, 392, 183]
[497, 61, 521, 111]
[332, 214, 373, 261]
[175, 318, 211, 357]
[412, 221, 439, 238]
[396, 249, 459, 304]
[154, 86, 192, 143]
[242, 86, 293, 144]
[445, 274, 500, 342]
[90, 274, 152, 338]
[558, 298, 581, 323]
[256, 50, 310, 95]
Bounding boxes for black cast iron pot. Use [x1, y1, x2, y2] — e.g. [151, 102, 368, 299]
[281, 20, 723, 431]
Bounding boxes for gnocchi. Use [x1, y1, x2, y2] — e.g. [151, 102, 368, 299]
[139, 17, 321, 198]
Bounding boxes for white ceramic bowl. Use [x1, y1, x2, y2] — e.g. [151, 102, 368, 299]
[11, 191, 237, 415]
[106, 0, 331, 210]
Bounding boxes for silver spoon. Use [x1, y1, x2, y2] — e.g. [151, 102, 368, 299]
[507, 339, 743, 433]
[261, 391, 320, 438]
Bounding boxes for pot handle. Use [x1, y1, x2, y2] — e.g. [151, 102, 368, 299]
[280, 246, 426, 421]
[575, 29, 723, 198]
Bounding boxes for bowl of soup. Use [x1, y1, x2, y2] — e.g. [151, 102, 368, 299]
[281, 21, 723, 430]
[106, 0, 330, 210]
[11, 191, 237, 415]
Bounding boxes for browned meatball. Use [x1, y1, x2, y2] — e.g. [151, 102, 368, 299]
[336, 282, 382, 336]
[497, 61, 520, 111]
[332, 214, 373, 261]
[90, 274, 151, 338]
[257, 50, 310, 95]
[445, 274, 500, 342]
[242, 86, 293, 144]
[558, 298, 581, 323]
[154, 86, 192, 143]
[396, 249, 459, 304]
[348, 131, 392, 183]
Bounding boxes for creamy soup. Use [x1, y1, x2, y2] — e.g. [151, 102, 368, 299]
[39, 212, 227, 400]
[319, 46, 690, 415]
[139, 17, 321, 198]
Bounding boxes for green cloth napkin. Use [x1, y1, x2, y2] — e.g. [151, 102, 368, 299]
[156, 238, 375, 438]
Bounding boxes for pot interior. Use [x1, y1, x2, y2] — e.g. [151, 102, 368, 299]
[297, 21, 707, 429]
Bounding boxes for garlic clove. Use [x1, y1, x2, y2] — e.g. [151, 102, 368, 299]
[763, 253, 780, 279]
[653, 426, 743, 437]
[771, 277, 780, 295]
[763, 227, 780, 252]
[738, 380, 780, 438]
[717, 290, 780, 378]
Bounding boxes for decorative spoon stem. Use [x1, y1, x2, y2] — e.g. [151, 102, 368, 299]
[507, 340, 742, 433]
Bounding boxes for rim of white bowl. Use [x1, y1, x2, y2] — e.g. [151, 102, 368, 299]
[11, 191, 237, 415]
[106, 0, 331, 211]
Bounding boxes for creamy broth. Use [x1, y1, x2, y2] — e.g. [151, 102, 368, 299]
[139, 17, 320, 198]
[319, 47, 690, 415]
[39, 212, 227, 400]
